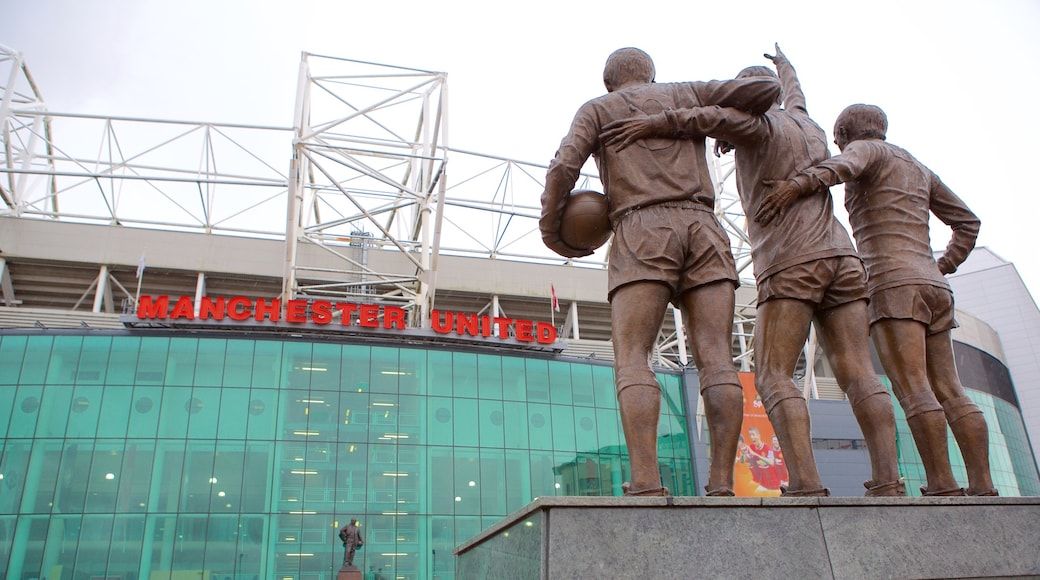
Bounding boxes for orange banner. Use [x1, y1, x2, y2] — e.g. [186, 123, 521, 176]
[733, 372, 788, 497]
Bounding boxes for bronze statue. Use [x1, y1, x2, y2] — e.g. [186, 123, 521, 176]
[540, 47, 781, 496]
[758, 103, 997, 496]
[339, 518, 364, 567]
[600, 45, 905, 497]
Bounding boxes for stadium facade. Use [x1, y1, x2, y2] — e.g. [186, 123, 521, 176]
[1, 47, 1037, 579]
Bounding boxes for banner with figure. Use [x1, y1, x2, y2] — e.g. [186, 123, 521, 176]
[733, 372, 788, 496]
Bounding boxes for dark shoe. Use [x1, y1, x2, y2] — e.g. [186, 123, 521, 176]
[863, 479, 907, 497]
[622, 482, 670, 496]
[965, 487, 999, 496]
[919, 485, 966, 496]
[780, 486, 830, 497]
[703, 485, 735, 497]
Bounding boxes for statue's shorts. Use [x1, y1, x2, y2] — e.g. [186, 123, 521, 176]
[757, 255, 868, 310]
[607, 202, 737, 302]
[868, 284, 957, 335]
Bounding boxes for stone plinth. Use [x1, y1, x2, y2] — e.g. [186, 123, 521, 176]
[454, 496, 1040, 579]
[336, 564, 362, 580]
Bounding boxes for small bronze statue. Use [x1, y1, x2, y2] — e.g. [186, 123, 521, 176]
[339, 518, 364, 568]
[541, 47, 781, 497]
[600, 45, 905, 497]
[758, 103, 997, 497]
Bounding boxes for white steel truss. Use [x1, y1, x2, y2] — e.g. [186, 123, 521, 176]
[0, 45, 826, 379]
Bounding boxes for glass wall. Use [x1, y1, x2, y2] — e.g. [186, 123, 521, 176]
[0, 333, 691, 579]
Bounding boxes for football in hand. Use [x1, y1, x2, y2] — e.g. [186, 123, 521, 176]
[559, 190, 610, 252]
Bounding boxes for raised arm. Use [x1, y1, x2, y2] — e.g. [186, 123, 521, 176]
[756, 140, 876, 224]
[929, 175, 980, 274]
[686, 75, 781, 114]
[765, 43, 806, 114]
[600, 105, 763, 151]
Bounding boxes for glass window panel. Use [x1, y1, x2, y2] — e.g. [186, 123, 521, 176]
[0, 384, 16, 438]
[478, 399, 504, 448]
[596, 408, 622, 451]
[398, 347, 426, 395]
[427, 396, 453, 446]
[548, 361, 573, 405]
[245, 387, 278, 440]
[479, 449, 508, 516]
[106, 336, 141, 385]
[453, 448, 481, 515]
[76, 335, 112, 385]
[37, 385, 73, 438]
[166, 338, 199, 386]
[251, 339, 283, 388]
[502, 401, 529, 449]
[397, 394, 424, 445]
[157, 386, 193, 438]
[170, 515, 210, 568]
[570, 363, 596, 406]
[573, 406, 599, 453]
[284, 341, 314, 388]
[9, 385, 43, 439]
[476, 353, 504, 400]
[84, 443, 125, 513]
[135, 336, 169, 385]
[370, 346, 401, 394]
[503, 449, 531, 513]
[550, 405, 576, 452]
[427, 350, 453, 397]
[127, 385, 162, 439]
[453, 398, 478, 448]
[186, 387, 221, 439]
[452, 352, 478, 398]
[525, 359, 550, 401]
[501, 356, 527, 401]
[592, 365, 616, 408]
[369, 394, 401, 444]
[527, 403, 553, 450]
[45, 335, 83, 385]
[20, 335, 54, 385]
[529, 451, 558, 498]
[339, 390, 369, 443]
[240, 443, 271, 513]
[117, 442, 155, 513]
[216, 387, 250, 439]
[309, 342, 342, 391]
[0, 335, 27, 384]
[0, 442, 31, 514]
[222, 339, 255, 387]
[194, 338, 227, 387]
[54, 442, 89, 513]
[97, 385, 134, 438]
[66, 384, 103, 438]
[427, 447, 455, 515]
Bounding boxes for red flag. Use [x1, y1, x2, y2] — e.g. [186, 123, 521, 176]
[551, 284, 560, 312]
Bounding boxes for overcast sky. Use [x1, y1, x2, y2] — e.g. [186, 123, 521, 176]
[3, 0, 1040, 298]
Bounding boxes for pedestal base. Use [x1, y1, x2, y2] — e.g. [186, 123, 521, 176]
[455, 496, 1040, 579]
[336, 564, 362, 580]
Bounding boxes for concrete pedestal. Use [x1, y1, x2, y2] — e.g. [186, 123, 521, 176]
[336, 564, 362, 580]
[455, 496, 1040, 579]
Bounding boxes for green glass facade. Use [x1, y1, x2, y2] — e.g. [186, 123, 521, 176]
[0, 333, 692, 579]
[883, 377, 1040, 497]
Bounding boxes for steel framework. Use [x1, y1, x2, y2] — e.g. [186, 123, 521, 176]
[0, 45, 830, 383]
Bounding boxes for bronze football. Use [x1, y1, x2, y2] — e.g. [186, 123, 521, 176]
[559, 189, 610, 251]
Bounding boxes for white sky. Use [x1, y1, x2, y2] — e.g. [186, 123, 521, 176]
[3, 0, 1040, 299]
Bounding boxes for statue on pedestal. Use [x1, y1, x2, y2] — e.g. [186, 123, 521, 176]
[339, 518, 364, 569]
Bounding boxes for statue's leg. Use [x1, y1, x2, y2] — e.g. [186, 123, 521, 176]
[816, 301, 903, 495]
[927, 330, 997, 496]
[612, 282, 671, 496]
[753, 298, 827, 496]
[872, 319, 962, 495]
[681, 281, 744, 496]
